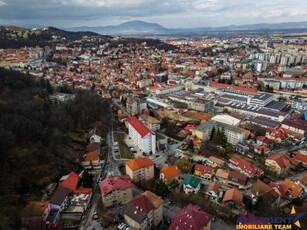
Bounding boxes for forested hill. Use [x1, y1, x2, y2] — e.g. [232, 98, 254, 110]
[0, 68, 111, 229]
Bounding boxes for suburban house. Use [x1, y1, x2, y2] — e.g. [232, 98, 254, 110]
[256, 136, 274, 147]
[127, 117, 156, 155]
[123, 191, 163, 230]
[282, 179, 304, 198]
[229, 158, 263, 178]
[20, 201, 50, 227]
[265, 128, 287, 142]
[81, 151, 100, 169]
[295, 150, 307, 167]
[250, 180, 280, 206]
[222, 188, 245, 215]
[205, 181, 224, 202]
[99, 175, 134, 208]
[159, 165, 181, 185]
[59, 172, 80, 193]
[88, 127, 103, 143]
[206, 156, 226, 168]
[169, 204, 211, 230]
[254, 145, 270, 155]
[183, 176, 201, 194]
[125, 157, 154, 182]
[265, 154, 291, 175]
[215, 169, 248, 189]
[194, 164, 214, 181]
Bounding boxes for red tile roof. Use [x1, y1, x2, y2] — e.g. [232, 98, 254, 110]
[295, 153, 307, 163]
[125, 157, 154, 171]
[128, 117, 150, 138]
[60, 172, 79, 192]
[194, 164, 213, 174]
[267, 154, 290, 168]
[99, 175, 133, 196]
[169, 204, 211, 230]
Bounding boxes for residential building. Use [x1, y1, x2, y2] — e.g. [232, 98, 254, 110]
[128, 117, 156, 155]
[159, 165, 181, 185]
[281, 112, 307, 141]
[59, 172, 79, 193]
[265, 154, 291, 175]
[229, 158, 263, 178]
[206, 156, 226, 168]
[20, 201, 50, 226]
[123, 191, 163, 230]
[156, 85, 184, 95]
[137, 78, 152, 88]
[194, 164, 214, 181]
[49, 186, 70, 212]
[126, 97, 147, 115]
[139, 114, 161, 131]
[215, 169, 248, 189]
[99, 175, 133, 208]
[250, 180, 280, 206]
[205, 181, 224, 202]
[125, 157, 154, 182]
[81, 151, 100, 169]
[169, 204, 211, 230]
[282, 179, 304, 198]
[183, 176, 201, 194]
[222, 188, 245, 215]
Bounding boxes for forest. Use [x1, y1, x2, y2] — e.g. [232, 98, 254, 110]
[0, 68, 111, 228]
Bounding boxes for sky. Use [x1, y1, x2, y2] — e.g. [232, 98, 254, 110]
[0, 0, 307, 28]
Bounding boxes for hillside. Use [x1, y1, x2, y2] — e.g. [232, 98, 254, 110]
[0, 68, 111, 229]
[0, 26, 111, 49]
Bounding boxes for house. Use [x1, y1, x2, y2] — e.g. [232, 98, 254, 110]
[81, 151, 100, 169]
[222, 188, 244, 210]
[250, 180, 280, 206]
[20, 201, 50, 227]
[266, 128, 287, 142]
[126, 97, 147, 115]
[215, 169, 248, 189]
[282, 179, 304, 198]
[159, 165, 181, 185]
[229, 158, 263, 178]
[254, 145, 270, 155]
[99, 175, 133, 208]
[123, 191, 163, 230]
[265, 154, 290, 175]
[125, 157, 154, 182]
[169, 204, 211, 230]
[206, 156, 226, 168]
[281, 112, 307, 141]
[183, 176, 201, 194]
[194, 164, 214, 181]
[49, 186, 70, 212]
[127, 117, 156, 155]
[205, 181, 224, 202]
[59, 172, 79, 192]
[88, 128, 103, 143]
[256, 136, 274, 146]
[295, 151, 307, 167]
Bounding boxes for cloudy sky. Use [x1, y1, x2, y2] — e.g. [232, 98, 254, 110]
[0, 0, 307, 28]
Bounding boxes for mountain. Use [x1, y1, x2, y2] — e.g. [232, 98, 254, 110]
[67, 20, 307, 35]
[67, 20, 171, 35]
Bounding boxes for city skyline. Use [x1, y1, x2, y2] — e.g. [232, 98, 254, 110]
[0, 0, 307, 28]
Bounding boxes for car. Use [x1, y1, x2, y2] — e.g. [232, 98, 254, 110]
[155, 155, 160, 158]
[166, 200, 172, 206]
[118, 223, 126, 230]
[211, 215, 216, 222]
[92, 214, 99, 220]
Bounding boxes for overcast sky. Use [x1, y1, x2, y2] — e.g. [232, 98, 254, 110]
[0, 0, 307, 28]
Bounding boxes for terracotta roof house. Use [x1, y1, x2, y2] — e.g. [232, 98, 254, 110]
[99, 175, 134, 208]
[59, 172, 79, 192]
[251, 180, 280, 205]
[160, 165, 181, 184]
[223, 188, 244, 207]
[229, 158, 263, 177]
[215, 169, 248, 189]
[194, 164, 214, 181]
[282, 179, 304, 198]
[169, 204, 211, 230]
[256, 136, 274, 146]
[81, 151, 100, 168]
[265, 154, 290, 175]
[125, 157, 154, 182]
[20, 201, 50, 226]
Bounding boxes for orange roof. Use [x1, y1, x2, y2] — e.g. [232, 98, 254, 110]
[160, 165, 181, 180]
[295, 153, 307, 163]
[84, 151, 99, 162]
[60, 172, 79, 192]
[282, 179, 304, 197]
[126, 157, 154, 171]
[222, 188, 244, 206]
[267, 154, 290, 168]
[143, 190, 164, 208]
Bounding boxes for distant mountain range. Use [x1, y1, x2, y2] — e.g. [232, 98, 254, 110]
[65, 20, 307, 35]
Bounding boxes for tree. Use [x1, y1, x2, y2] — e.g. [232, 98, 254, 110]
[154, 179, 169, 198]
[82, 170, 93, 188]
[19, 177, 30, 195]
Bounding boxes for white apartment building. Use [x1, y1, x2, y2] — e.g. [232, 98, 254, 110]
[128, 117, 156, 155]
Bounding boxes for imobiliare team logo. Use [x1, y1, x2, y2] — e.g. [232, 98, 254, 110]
[236, 207, 305, 230]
